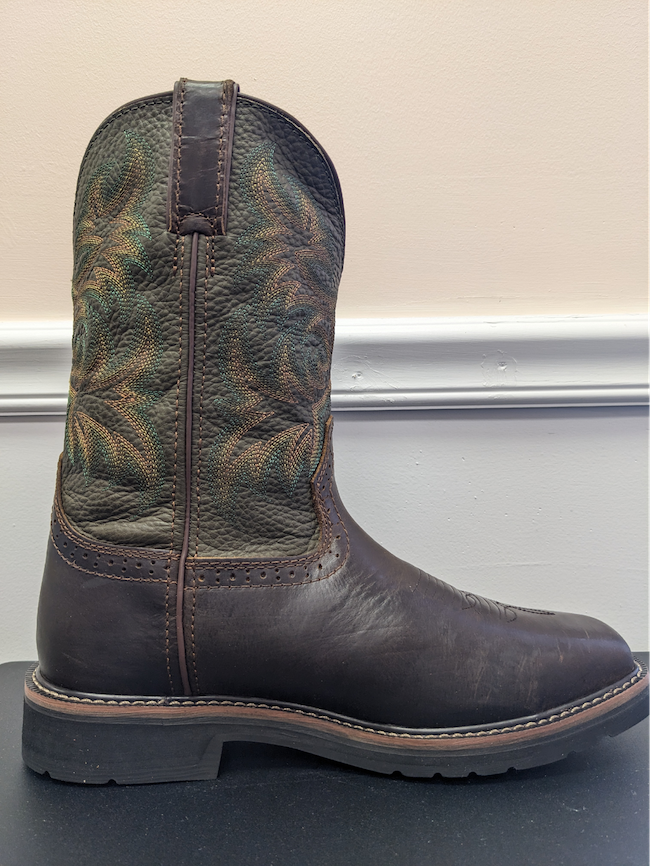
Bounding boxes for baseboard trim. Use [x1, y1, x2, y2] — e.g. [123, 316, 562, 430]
[1, 315, 647, 416]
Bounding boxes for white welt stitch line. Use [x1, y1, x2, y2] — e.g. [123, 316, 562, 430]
[30, 667, 644, 740]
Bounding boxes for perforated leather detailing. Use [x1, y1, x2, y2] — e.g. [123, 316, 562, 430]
[186, 431, 349, 589]
[50, 507, 175, 584]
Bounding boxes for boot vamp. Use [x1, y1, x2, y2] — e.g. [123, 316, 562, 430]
[195, 512, 636, 728]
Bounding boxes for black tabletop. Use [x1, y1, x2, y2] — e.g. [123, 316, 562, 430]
[1, 659, 647, 866]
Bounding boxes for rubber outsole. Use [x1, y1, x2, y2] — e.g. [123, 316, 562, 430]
[22, 662, 649, 784]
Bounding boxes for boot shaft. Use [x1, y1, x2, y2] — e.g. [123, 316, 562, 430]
[62, 79, 345, 558]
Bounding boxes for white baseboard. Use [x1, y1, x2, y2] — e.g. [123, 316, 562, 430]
[1, 315, 647, 416]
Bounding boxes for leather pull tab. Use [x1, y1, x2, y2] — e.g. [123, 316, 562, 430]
[168, 78, 239, 236]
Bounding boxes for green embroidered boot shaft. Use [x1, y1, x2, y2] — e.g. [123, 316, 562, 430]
[61, 83, 345, 557]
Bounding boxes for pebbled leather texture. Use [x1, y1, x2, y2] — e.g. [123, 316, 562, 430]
[60, 85, 345, 559]
[191, 95, 345, 557]
[61, 92, 185, 549]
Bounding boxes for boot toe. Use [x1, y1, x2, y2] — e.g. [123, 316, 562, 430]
[531, 609, 638, 712]
[420, 580, 641, 728]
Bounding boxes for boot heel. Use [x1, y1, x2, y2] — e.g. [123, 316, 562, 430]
[22, 698, 224, 785]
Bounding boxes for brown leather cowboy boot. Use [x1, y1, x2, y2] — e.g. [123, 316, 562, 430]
[22, 79, 648, 783]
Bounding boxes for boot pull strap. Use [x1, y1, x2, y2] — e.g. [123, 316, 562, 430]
[167, 78, 239, 236]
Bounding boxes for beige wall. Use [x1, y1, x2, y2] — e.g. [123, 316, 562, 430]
[1, 0, 646, 320]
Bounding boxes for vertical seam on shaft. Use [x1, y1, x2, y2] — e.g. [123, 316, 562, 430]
[176, 231, 199, 696]
[166, 234, 184, 693]
[191, 237, 209, 692]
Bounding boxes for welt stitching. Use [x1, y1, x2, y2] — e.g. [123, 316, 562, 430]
[30, 667, 645, 739]
[173, 80, 186, 227]
[50, 528, 166, 583]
